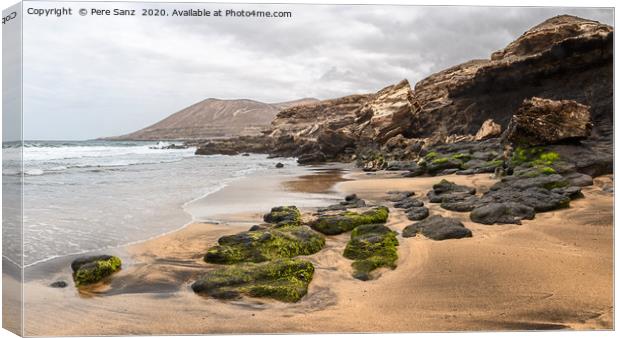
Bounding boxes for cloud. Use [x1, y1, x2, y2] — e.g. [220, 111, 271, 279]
[21, 3, 613, 140]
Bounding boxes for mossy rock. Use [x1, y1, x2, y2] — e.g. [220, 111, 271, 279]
[510, 146, 561, 168]
[424, 151, 439, 161]
[450, 153, 472, 162]
[263, 206, 302, 227]
[310, 206, 389, 235]
[205, 225, 325, 264]
[343, 224, 398, 280]
[192, 258, 314, 302]
[426, 157, 464, 174]
[71, 255, 122, 286]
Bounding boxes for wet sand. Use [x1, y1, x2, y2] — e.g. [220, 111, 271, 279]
[17, 167, 613, 335]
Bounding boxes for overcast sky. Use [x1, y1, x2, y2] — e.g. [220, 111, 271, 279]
[21, 3, 613, 140]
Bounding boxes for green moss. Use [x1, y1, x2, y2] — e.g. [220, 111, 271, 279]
[543, 180, 570, 190]
[538, 166, 557, 175]
[263, 206, 302, 227]
[343, 224, 398, 280]
[532, 151, 560, 166]
[431, 157, 449, 165]
[451, 153, 471, 162]
[205, 225, 325, 264]
[485, 159, 504, 168]
[72, 256, 122, 286]
[424, 151, 439, 161]
[192, 258, 314, 302]
[310, 206, 390, 235]
[511, 147, 560, 168]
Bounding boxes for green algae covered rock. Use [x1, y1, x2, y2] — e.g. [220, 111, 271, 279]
[71, 255, 122, 286]
[192, 258, 315, 302]
[343, 224, 398, 280]
[205, 225, 325, 264]
[263, 206, 302, 227]
[310, 206, 389, 235]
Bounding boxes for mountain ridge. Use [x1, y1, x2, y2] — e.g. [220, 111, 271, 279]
[104, 97, 319, 141]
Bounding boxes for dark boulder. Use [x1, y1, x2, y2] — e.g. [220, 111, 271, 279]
[402, 215, 472, 240]
[564, 172, 594, 187]
[275, 162, 284, 168]
[386, 161, 420, 171]
[551, 186, 584, 199]
[406, 207, 429, 221]
[386, 191, 415, 202]
[426, 157, 463, 175]
[479, 186, 570, 212]
[297, 151, 327, 164]
[427, 179, 476, 204]
[318, 194, 366, 212]
[50, 280, 68, 288]
[394, 197, 424, 209]
[470, 202, 535, 225]
[440, 195, 480, 212]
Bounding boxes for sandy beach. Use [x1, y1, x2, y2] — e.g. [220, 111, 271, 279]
[15, 165, 613, 335]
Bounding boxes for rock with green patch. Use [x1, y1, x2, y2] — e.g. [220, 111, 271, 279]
[205, 225, 325, 264]
[192, 258, 314, 302]
[310, 206, 389, 235]
[263, 206, 302, 227]
[343, 224, 398, 280]
[71, 255, 122, 286]
[426, 157, 463, 175]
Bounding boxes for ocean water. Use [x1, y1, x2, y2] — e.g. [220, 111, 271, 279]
[2, 140, 296, 267]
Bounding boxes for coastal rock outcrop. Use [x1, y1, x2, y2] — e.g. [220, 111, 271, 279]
[204, 225, 324, 264]
[409, 15, 611, 145]
[469, 202, 535, 225]
[317, 194, 366, 212]
[343, 223, 398, 281]
[310, 206, 389, 235]
[504, 97, 592, 146]
[71, 255, 122, 286]
[355, 80, 414, 144]
[192, 258, 314, 302]
[191, 15, 612, 179]
[474, 119, 502, 141]
[402, 215, 472, 240]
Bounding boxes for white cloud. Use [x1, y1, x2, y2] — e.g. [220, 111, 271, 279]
[21, 2, 613, 139]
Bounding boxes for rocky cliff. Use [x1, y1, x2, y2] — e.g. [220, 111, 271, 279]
[196, 15, 613, 174]
[107, 98, 318, 141]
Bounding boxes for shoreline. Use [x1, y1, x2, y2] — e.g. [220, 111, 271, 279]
[20, 160, 347, 273]
[17, 165, 613, 335]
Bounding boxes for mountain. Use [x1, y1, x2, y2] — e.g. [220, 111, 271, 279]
[105, 97, 319, 141]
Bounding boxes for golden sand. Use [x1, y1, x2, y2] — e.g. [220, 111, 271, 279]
[16, 170, 613, 335]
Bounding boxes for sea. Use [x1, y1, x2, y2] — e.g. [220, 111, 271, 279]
[2, 140, 297, 267]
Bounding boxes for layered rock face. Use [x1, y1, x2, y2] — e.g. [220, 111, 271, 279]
[505, 97, 592, 146]
[355, 80, 415, 143]
[409, 15, 612, 143]
[195, 15, 612, 176]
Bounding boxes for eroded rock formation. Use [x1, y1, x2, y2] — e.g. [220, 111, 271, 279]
[194, 15, 612, 177]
